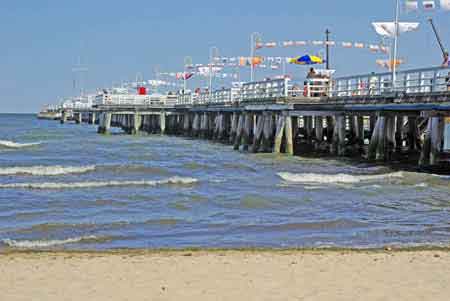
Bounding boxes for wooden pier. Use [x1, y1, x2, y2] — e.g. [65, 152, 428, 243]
[61, 67, 450, 171]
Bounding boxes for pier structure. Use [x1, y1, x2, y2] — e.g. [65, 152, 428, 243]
[67, 66, 450, 170]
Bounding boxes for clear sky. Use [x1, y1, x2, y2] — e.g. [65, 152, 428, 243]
[0, 0, 448, 113]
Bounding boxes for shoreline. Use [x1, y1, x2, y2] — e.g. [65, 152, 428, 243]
[2, 248, 449, 301]
[2, 245, 450, 255]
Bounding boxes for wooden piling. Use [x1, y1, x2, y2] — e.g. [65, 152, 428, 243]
[285, 115, 294, 155]
[430, 116, 444, 166]
[233, 114, 245, 150]
[274, 115, 286, 154]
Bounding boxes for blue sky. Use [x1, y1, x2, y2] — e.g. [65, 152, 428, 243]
[0, 0, 448, 113]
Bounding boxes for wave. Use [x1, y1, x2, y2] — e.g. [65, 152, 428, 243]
[1, 235, 99, 248]
[0, 140, 41, 149]
[278, 172, 404, 184]
[0, 165, 96, 176]
[0, 176, 198, 190]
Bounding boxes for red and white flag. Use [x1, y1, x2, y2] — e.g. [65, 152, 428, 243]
[422, 0, 436, 10]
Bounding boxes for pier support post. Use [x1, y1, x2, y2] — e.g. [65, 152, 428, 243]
[285, 115, 294, 155]
[229, 113, 238, 144]
[315, 116, 324, 142]
[331, 116, 346, 156]
[326, 116, 334, 143]
[242, 113, 252, 151]
[407, 117, 418, 151]
[90, 112, 96, 125]
[262, 113, 275, 152]
[75, 113, 82, 124]
[304, 116, 313, 142]
[98, 112, 112, 135]
[132, 114, 142, 135]
[274, 115, 286, 154]
[183, 113, 190, 134]
[395, 116, 404, 152]
[251, 114, 264, 153]
[160, 112, 166, 135]
[192, 114, 200, 136]
[385, 116, 396, 160]
[430, 117, 444, 166]
[233, 114, 245, 150]
[419, 118, 432, 167]
[60, 111, 67, 124]
[217, 114, 226, 141]
[375, 116, 387, 161]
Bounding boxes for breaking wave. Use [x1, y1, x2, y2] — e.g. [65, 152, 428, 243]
[278, 172, 404, 184]
[0, 140, 41, 149]
[0, 165, 96, 176]
[0, 176, 198, 190]
[1, 235, 99, 248]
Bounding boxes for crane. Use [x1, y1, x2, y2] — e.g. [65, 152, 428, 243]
[428, 18, 447, 57]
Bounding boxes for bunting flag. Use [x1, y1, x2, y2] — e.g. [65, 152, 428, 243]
[405, 0, 419, 11]
[376, 59, 405, 70]
[254, 39, 387, 53]
[423, 0, 436, 9]
[441, 0, 450, 10]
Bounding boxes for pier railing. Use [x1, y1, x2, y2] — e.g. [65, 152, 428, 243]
[331, 66, 450, 97]
[241, 78, 290, 102]
[176, 78, 290, 105]
[95, 94, 176, 106]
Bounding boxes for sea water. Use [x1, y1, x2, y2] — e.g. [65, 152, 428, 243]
[0, 114, 449, 250]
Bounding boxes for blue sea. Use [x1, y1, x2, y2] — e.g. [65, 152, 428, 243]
[0, 114, 449, 250]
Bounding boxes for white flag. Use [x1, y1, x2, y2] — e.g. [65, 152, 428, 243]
[372, 22, 420, 37]
[405, 0, 419, 11]
[423, 0, 436, 10]
[440, 0, 450, 10]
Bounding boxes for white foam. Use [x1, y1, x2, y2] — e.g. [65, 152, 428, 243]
[1, 235, 97, 248]
[0, 140, 41, 148]
[0, 165, 96, 176]
[278, 172, 404, 184]
[0, 176, 198, 190]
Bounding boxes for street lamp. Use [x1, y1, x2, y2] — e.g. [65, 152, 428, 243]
[392, 0, 400, 90]
[209, 46, 219, 100]
[250, 32, 261, 82]
[184, 56, 192, 94]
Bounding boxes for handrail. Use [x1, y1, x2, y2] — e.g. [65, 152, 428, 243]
[331, 66, 450, 97]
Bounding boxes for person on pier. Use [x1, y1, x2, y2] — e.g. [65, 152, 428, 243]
[442, 52, 449, 67]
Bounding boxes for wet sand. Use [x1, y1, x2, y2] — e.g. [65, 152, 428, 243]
[1, 249, 449, 301]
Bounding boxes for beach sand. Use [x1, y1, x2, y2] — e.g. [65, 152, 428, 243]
[1, 249, 449, 301]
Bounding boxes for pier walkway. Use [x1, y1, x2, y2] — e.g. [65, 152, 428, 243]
[66, 66, 450, 170]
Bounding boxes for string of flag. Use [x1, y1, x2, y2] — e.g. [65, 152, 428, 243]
[406, 0, 450, 11]
[253, 40, 389, 53]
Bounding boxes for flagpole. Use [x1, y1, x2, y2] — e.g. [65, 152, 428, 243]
[392, 0, 400, 90]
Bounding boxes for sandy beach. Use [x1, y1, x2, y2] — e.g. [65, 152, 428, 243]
[1, 249, 449, 301]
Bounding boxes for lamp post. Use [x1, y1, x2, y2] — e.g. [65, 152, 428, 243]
[183, 56, 192, 94]
[250, 32, 261, 82]
[392, 0, 400, 90]
[209, 46, 219, 101]
[325, 29, 331, 70]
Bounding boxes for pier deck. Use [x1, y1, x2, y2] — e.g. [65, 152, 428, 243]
[63, 66, 450, 171]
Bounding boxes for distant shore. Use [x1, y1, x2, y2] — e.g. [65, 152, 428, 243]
[1, 248, 449, 301]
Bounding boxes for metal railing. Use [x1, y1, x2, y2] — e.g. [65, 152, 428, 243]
[95, 94, 171, 106]
[331, 66, 450, 97]
[241, 78, 290, 102]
